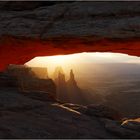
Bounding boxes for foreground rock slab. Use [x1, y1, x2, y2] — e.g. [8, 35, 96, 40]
[0, 86, 140, 138]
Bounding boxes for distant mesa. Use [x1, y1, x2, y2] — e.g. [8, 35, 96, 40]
[30, 67, 49, 79]
[53, 66, 67, 101]
[0, 64, 56, 99]
[53, 66, 64, 80]
[53, 66, 100, 105]
[0, 64, 102, 105]
[67, 69, 78, 87]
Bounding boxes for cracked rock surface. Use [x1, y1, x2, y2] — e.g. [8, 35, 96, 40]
[0, 1, 140, 39]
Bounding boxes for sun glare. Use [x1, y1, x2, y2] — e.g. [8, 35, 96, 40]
[25, 52, 140, 77]
[46, 55, 72, 65]
[91, 52, 115, 58]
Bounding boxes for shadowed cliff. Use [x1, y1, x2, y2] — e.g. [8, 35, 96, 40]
[0, 64, 139, 138]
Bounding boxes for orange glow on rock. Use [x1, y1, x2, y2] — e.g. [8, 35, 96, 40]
[0, 35, 140, 71]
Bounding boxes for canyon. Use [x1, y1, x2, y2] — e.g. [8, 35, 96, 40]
[0, 1, 140, 138]
[0, 64, 139, 138]
[0, 1, 140, 70]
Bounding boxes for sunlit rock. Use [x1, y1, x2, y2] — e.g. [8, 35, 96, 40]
[62, 103, 87, 114]
[122, 118, 140, 132]
[101, 118, 140, 138]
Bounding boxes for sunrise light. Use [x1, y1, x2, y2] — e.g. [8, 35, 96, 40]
[26, 52, 140, 67]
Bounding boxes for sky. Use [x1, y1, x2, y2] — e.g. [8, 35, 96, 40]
[26, 52, 140, 66]
[25, 52, 140, 76]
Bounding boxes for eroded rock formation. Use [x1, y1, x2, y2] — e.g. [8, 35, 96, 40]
[0, 64, 139, 138]
[53, 67, 101, 104]
[0, 1, 140, 70]
[53, 66, 67, 100]
[2, 64, 56, 99]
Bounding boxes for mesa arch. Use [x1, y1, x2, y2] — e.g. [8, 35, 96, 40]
[0, 1, 140, 71]
[0, 36, 140, 71]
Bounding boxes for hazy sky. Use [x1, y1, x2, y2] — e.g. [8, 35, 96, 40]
[25, 52, 140, 75]
[26, 53, 140, 79]
[26, 52, 140, 66]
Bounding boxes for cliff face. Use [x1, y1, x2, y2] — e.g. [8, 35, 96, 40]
[0, 72, 18, 88]
[0, 1, 139, 38]
[0, 65, 139, 138]
[0, 1, 63, 11]
[0, 1, 140, 70]
[30, 67, 49, 79]
[2, 64, 56, 99]
[53, 67, 101, 105]
[66, 69, 85, 104]
[0, 73, 139, 138]
[67, 69, 78, 87]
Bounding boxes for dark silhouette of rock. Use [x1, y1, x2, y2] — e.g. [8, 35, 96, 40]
[7, 65, 49, 80]
[100, 118, 140, 139]
[67, 69, 77, 86]
[63, 103, 122, 121]
[22, 91, 57, 102]
[2, 64, 56, 99]
[53, 66, 67, 101]
[53, 67, 102, 105]
[1, 64, 140, 139]
[0, 2, 139, 38]
[86, 104, 122, 120]
[6, 64, 36, 79]
[53, 66, 64, 81]
[0, 70, 140, 138]
[19, 78, 56, 98]
[0, 1, 70, 11]
[0, 2, 140, 71]
[0, 72, 18, 88]
[66, 69, 86, 104]
[53, 67, 84, 103]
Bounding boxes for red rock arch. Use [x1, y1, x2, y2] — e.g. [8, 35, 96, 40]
[0, 36, 140, 71]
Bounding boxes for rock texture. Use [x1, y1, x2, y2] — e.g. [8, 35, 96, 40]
[0, 2, 140, 70]
[86, 104, 122, 120]
[0, 2, 140, 38]
[0, 72, 18, 88]
[3, 64, 56, 98]
[0, 68, 140, 138]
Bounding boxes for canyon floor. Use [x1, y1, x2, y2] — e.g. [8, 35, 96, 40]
[0, 87, 139, 139]
[0, 66, 139, 139]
